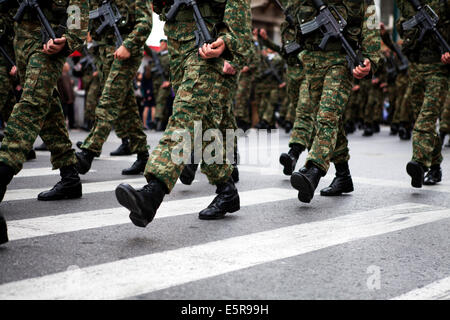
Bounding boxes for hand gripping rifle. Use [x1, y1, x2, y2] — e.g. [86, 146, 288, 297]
[271, 0, 302, 56]
[165, 0, 214, 48]
[89, 0, 124, 48]
[14, 0, 57, 43]
[402, 0, 450, 54]
[300, 0, 365, 72]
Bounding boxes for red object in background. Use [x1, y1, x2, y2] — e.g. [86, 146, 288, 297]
[70, 51, 82, 57]
[144, 45, 161, 55]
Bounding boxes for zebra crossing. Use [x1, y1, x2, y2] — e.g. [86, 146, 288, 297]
[1, 132, 450, 300]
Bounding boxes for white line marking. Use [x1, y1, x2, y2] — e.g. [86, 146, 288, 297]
[1, 203, 448, 300]
[7, 188, 299, 241]
[16, 168, 97, 178]
[391, 277, 450, 300]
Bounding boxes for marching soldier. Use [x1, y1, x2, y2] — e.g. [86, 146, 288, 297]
[397, 0, 450, 188]
[0, 0, 89, 204]
[288, 0, 381, 203]
[115, 0, 252, 227]
[76, 0, 152, 175]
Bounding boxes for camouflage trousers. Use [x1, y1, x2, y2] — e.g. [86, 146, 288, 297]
[261, 85, 280, 125]
[409, 62, 448, 168]
[84, 74, 101, 123]
[439, 91, 450, 134]
[285, 64, 304, 124]
[365, 85, 384, 125]
[0, 62, 15, 124]
[298, 51, 352, 172]
[144, 48, 234, 193]
[234, 71, 254, 124]
[155, 85, 173, 121]
[0, 26, 77, 174]
[82, 45, 148, 156]
[392, 72, 409, 124]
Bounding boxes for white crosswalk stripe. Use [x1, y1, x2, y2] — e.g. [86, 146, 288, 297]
[7, 188, 299, 241]
[16, 168, 97, 178]
[391, 277, 450, 300]
[1, 202, 449, 300]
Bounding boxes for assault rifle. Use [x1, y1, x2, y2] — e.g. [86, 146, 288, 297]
[300, 0, 365, 72]
[271, 0, 302, 56]
[391, 41, 409, 72]
[385, 55, 398, 81]
[166, 0, 214, 47]
[14, 0, 57, 43]
[89, 0, 124, 48]
[402, 0, 450, 54]
[262, 56, 283, 85]
[150, 50, 167, 83]
[80, 46, 97, 73]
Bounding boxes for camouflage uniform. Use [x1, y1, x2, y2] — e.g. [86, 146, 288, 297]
[83, 73, 101, 125]
[294, 0, 381, 173]
[0, 7, 16, 125]
[148, 0, 252, 193]
[81, 0, 152, 156]
[440, 91, 450, 134]
[0, 1, 88, 174]
[151, 49, 173, 122]
[397, 0, 450, 168]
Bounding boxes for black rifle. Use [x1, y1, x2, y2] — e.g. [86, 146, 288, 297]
[385, 55, 398, 81]
[300, 0, 365, 72]
[0, 44, 15, 68]
[89, 0, 124, 48]
[262, 56, 283, 85]
[166, 0, 214, 47]
[402, 0, 450, 54]
[80, 46, 97, 73]
[271, 0, 302, 56]
[14, 0, 57, 43]
[391, 42, 409, 72]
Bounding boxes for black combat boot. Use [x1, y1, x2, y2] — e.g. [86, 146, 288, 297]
[291, 163, 325, 203]
[362, 123, 373, 137]
[390, 123, 399, 135]
[440, 132, 447, 146]
[320, 162, 354, 196]
[122, 151, 149, 175]
[35, 142, 48, 151]
[255, 120, 269, 130]
[180, 163, 199, 185]
[231, 164, 239, 183]
[399, 123, 411, 140]
[76, 141, 83, 150]
[284, 121, 293, 134]
[373, 122, 380, 133]
[26, 149, 36, 161]
[110, 138, 132, 156]
[279, 144, 305, 176]
[38, 165, 82, 201]
[0, 214, 8, 245]
[115, 178, 167, 228]
[406, 161, 426, 188]
[423, 165, 442, 186]
[345, 121, 355, 134]
[75, 149, 96, 174]
[199, 178, 240, 220]
[0, 164, 14, 203]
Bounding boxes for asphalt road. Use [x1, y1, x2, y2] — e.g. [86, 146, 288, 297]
[0, 126, 449, 300]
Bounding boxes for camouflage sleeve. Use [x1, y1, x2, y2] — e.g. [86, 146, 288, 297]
[261, 37, 282, 54]
[122, 0, 152, 54]
[218, 0, 253, 68]
[360, 1, 382, 73]
[64, 0, 89, 53]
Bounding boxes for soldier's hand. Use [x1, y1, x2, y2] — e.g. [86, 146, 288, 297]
[43, 37, 67, 55]
[115, 45, 131, 60]
[352, 85, 361, 91]
[161, 81, 171, 88]
[353, 59, 371, 79]
[93, 71, 99, 77]
[9, 66, 17, 77]
[259, 29, 268, 40]
[241, 66, 250, 73]
[223, 61, 236, 75]
[442, 52, 450, 64]
[279, 82, 287, 89]
[199, 38, 226, 59]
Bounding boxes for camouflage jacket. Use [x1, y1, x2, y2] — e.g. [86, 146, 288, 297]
[90, 0, 152, 55]
[155, 0, 253, 68]
[397, 0, 450, 63]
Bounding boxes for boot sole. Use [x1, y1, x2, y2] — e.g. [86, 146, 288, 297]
[115, 184, 153, 228]
[198, 196, 240, 220]
[37, 185, 82, 201]
[279, 154, 295, 176]
[320, 186, 354, 197]
[406, 163, 423, 188]
[121, 170, 144, 176]
[290, 173, 314, 203]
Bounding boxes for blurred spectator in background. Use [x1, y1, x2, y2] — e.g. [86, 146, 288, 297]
[57, 62, 76, 129]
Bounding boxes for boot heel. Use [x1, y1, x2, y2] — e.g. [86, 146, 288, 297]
[227, 196, 240, 213]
